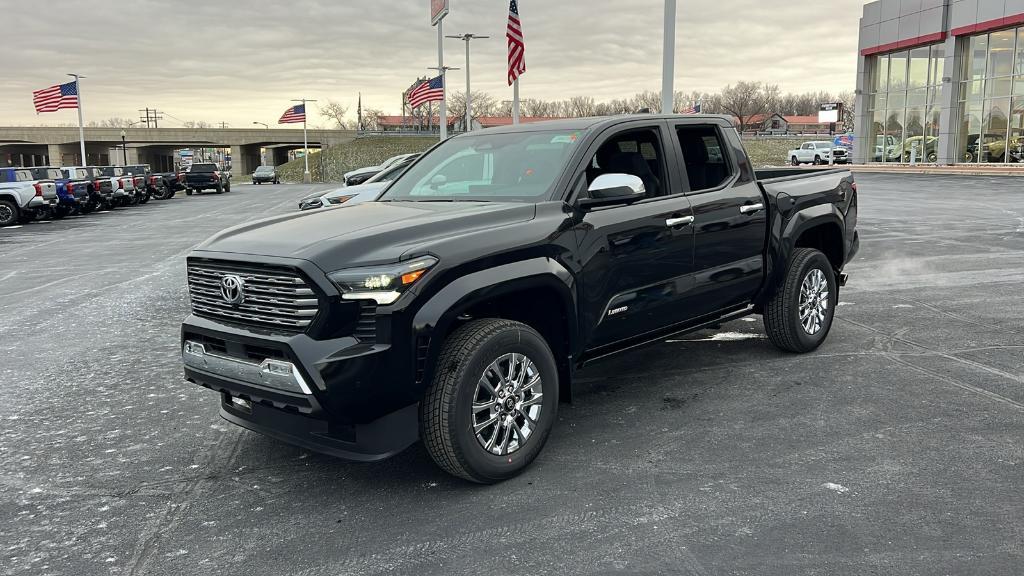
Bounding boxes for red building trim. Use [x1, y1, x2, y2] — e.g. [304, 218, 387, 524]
[952, 12, 1024, 36]
[860, 31, 947, 56]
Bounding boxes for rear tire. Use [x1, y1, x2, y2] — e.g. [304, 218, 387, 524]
[215, 183, 224, 194]
[0, 199, 18, 226]
[420, 319, 559, 484]
[185, 189, 193, 196]
[763, 248, 837, 353]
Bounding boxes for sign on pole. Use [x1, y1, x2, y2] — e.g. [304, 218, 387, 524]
[431, 0, 449, 25]
[818, 102, 841, 124]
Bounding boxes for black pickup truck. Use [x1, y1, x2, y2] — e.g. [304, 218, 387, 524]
[184, 162, 231, 195]
[180, 115, 858, 483]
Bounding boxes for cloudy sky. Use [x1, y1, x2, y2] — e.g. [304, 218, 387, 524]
[1, 0, 863, 127]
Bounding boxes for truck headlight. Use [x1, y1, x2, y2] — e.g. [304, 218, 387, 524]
[327, 256, 438, 305]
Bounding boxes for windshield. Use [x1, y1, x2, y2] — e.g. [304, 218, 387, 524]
[379, 131, 581, 202]
[255, 166, 274, 173]
[190, 163, 217, 172]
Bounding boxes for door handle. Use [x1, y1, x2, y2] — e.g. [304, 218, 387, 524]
[665, 216, 694, 227]
[739, 203, 764, 215]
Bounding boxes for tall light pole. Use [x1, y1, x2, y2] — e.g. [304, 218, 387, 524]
[253, 121, 269, 130]
[291, 99, 317, 183]
[661, 0, 677, 114]
[120, 129, 128, 165]
[446, 33, 489, 132]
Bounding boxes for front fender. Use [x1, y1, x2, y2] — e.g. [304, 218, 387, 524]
[411, 257, 577, 389]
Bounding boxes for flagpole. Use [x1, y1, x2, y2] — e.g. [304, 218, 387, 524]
[513, 79, 520, 125]
[437, 20, 448, 140]
[68, 73, 86, 165]
[293, 98, 316, 183]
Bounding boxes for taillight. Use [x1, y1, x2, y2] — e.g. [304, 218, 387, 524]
[118, 178, 124, 189]
[33, 183, 43, 196]
[94, 179, 102, 190]
[212, 171, 220, 181]
[176, 173, 183, 182]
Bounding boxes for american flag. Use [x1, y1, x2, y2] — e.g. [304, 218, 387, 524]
[408, 76, 445, 109]
[33, 81, 79, 114]
[279, 104, 306, 124]
[507, 0, 526, 86]
[681, 102, 702, 114]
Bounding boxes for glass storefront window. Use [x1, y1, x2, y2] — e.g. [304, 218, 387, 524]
[957, 26, 1024, 164]
[889, 51, 909, 91]
[870, 45, 944, 163]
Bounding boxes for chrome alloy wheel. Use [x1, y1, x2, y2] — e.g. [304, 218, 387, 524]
[0, 204, 13, 225]
[472, 353, 543, 456]
[799, 268, 830, 335]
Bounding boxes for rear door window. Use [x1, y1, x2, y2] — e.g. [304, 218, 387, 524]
[674, 125, 734, 192]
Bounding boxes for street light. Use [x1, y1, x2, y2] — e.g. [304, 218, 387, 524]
[253, 121, 269, 130]
[446, 33, 489, 132]
[120, 129, 128, 165]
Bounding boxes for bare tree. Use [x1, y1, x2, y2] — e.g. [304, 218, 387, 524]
[319, 100, 349, 129]
[182, 120, 212, 129]
[719, 81, 777, 131]
[361, 108, 384, 131]
[565, 96, 596, 117]
[99, 117, 135, 128]
[447, 91, 498, 124]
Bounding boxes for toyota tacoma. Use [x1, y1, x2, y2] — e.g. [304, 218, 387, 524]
[181, 115, 859, 483]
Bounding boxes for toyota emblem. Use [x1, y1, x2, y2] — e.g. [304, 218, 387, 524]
[220, 274, 245, 305]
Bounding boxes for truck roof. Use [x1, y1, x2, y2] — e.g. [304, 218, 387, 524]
[475, 114, 736, 135]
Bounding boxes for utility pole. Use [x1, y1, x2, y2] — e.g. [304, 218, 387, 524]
[446, 33, 489, 132]
[292, 98, 317, 183]
[138, 108, 163, 128]
[219, 121, 229, 129]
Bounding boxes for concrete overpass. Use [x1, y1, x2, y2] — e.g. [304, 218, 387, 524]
[0, 127, 357, 174]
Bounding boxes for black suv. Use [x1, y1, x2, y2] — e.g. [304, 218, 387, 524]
[181, 115, 858, 483]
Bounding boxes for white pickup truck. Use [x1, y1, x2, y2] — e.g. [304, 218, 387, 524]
[0, 167, 58, 226]
[788, 141, 848, 165]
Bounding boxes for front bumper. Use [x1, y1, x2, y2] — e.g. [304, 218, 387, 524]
[181, 313, 420, 462]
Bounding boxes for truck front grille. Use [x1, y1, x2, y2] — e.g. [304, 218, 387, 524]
[187, 260, 320, 333]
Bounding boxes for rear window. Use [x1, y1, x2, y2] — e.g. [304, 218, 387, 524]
[30, 168, 63, 180]
[190, 163, 217, 173]
[14, 170, 33, 182]
[98, 167, 124, 177]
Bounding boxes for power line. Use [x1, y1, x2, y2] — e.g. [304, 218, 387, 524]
[138, 108, 163, 128]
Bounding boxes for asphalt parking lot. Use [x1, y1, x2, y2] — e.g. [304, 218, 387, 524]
[1, 174, 1022, 576]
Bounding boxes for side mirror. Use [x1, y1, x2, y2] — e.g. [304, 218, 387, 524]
[577, 173, 645, 210]
[429, 174, 447, 189]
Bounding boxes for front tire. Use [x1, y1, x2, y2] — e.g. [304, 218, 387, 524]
[791, 156, 799, 166]
[185, 189, 193, 196]
[813, 155, 822, 165]
[421, 319, 559, 483]
[763, 248, 837, 353]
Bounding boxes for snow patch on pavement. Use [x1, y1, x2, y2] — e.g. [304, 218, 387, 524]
[822, 482, 849, 493]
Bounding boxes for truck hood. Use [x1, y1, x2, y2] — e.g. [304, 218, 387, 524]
[195, 200, 537, 267]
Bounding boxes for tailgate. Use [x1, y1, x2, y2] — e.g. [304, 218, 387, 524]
[38, 181, 58, 200]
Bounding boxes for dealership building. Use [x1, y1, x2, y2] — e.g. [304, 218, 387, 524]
[854, 0, 1024, 165]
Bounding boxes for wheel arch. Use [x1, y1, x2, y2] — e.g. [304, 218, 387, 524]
[756, 206, 845, 309]
[412, 257, 578, 402]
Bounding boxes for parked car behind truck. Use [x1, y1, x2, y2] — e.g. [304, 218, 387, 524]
[788, 141, 848, 165]
[181, 115, 859, 483]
